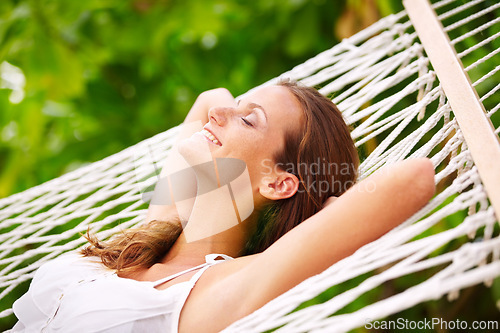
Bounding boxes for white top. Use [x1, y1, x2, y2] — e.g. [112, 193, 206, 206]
[11, 252, 233, 333]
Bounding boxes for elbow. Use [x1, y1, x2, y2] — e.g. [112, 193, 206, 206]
[406, 158, 436, 207]
[379, 158, 435, 229]
[199, 88, 231, 100]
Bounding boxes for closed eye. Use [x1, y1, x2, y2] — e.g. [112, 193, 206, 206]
[241, 117, 253, 127]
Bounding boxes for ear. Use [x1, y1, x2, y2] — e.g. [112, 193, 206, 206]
[259, 172, 300, 200]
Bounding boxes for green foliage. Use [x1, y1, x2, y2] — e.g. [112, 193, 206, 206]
[0, 0, 349, 197]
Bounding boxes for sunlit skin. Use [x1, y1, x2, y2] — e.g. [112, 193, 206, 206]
[132, 85, 435, 333]
[143, 86, 306, 271]
[181, 85, 303, 206]
[136, 85, 307, 286]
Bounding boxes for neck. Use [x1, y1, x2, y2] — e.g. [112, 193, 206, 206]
[162, 195, 264, 265]
[163, 226, 242, 264]
[162, 164, 260, 263]
[162, 211, 259, 264]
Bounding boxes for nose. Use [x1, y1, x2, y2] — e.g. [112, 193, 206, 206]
[208, 106, 233, 127]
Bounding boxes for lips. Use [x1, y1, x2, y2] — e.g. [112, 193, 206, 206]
[201, 127, 222, 146]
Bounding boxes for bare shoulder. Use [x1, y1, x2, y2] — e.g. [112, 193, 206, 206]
[178, 253, 260, 332]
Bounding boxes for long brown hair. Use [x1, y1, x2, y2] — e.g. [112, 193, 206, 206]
[81, 219, 182, 274]
[81, 80, 359, 272]
[243, 80, 359, 254]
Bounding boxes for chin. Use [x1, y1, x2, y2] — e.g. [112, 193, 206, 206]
[177, 134, 214, 166]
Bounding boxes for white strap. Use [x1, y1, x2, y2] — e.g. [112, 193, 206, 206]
[152, 253, 233, 287]
[205, 253, 234, 263]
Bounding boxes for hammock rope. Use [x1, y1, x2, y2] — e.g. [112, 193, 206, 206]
[0, 0, 498, 331]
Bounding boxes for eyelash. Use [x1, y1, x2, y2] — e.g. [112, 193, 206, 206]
[241, 117, 253, 127]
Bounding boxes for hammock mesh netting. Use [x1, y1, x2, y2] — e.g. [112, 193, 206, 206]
[1, 0, 499, 331]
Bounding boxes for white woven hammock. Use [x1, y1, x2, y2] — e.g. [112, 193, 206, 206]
[1, 0, 499, 331]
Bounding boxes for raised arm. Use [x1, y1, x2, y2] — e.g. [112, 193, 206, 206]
[237, 158, 435, 316]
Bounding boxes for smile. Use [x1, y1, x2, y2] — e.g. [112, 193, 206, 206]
[201, 129, 222, 146]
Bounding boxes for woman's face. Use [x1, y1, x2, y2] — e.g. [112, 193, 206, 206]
[187, 85, 303, 197]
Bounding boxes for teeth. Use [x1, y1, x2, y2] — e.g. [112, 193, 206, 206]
[201, 129, 220, 145]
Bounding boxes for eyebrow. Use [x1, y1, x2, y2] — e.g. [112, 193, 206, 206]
[246, 102, 268, 122]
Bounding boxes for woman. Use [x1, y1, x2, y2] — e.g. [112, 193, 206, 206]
[12, 81, 435, 332]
